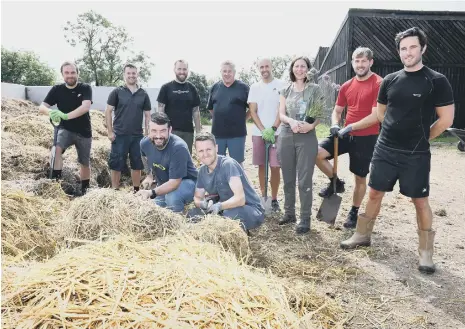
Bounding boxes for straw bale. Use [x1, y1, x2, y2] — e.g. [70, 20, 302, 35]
[59, 188, 184, 244]
[1, 185, 69, 260]
[2, 236, 317, 328]
[2, 114, 54, 149]
[182, 215, 250, 260]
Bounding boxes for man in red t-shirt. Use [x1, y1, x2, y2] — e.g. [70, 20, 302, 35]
[316, 47, 382, 228]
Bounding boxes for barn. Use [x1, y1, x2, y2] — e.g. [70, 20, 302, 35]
[314, 8, 465, 129]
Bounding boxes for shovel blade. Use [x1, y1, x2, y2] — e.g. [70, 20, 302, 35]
[316, 194, 342, 225]
[261, 196, 273, 216]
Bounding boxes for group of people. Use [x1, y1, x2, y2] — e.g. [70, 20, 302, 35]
[39, 27, 455, 274]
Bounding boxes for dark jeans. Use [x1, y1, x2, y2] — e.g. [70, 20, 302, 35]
[187, 205, 264, 230]
[109, 134, 144, 171]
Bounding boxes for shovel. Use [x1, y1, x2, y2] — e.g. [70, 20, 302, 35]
[261, 142, 273, 215]
[49, 118, 60, 179]
[316, 135, 342, 225]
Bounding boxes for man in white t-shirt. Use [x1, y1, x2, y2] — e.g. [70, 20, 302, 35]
[248, 58, 285, 213]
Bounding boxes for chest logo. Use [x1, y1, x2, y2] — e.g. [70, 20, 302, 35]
[413, 94, 422, 97]
[173, 90, 189, 94]
[153, 163, 166, 171]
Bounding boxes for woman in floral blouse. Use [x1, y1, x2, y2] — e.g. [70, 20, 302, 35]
[277, 56, 325, 234]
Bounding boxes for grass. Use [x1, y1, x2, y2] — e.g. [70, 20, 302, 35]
[431, 132, 458, 143]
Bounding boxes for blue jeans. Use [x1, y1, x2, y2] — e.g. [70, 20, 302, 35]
[187, 205, 264, 230]
[154, 179, 196, 213]
[216, 136, 246, 163]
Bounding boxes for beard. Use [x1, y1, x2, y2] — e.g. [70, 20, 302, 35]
[65, 77, 77, 86]
[402, 56, 422, 68]
[176, 73, 187, 82]
[151, 136, 170, 150]
[355, 67, 370, 78]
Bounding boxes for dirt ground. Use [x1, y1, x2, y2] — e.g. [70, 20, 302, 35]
[238, 125, 465, 329]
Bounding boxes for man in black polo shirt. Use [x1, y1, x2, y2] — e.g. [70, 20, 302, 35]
[207, 60, 250, 165]
[157, 59, 201, 154]
[39, 61, 92, 195]
[340, 27, 455, 275]
[106, 63, 152, 192]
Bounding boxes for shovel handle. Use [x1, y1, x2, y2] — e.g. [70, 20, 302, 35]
[333, 136, 338, 175]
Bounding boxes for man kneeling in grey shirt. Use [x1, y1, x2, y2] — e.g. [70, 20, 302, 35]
[187, 132, 265, 232]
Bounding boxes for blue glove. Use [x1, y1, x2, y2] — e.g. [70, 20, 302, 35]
[208, 202, 222, 215]
[338, 124, 353, 138]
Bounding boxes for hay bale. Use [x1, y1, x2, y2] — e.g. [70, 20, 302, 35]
[2, 115, 54, 149]
[2, 236, 317, 328]
[59, 188, 184, 244]
[0, 186, 69, 260]
[182, 215, 250, 260]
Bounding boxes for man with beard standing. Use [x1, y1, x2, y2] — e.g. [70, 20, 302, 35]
[316, 47, 382, 228]
[340, 28, 455, 275]
[137, 112, 198, 213]
[39, 61, 92, 195]
[106, 63, 152, 192]
[157, 59, 201, 154]
[207, 60, 250, 165]
[248, 58, 285, 213]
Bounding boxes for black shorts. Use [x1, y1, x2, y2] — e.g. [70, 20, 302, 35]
[368, 143, 431, 198]
[319, 134, 378, 178]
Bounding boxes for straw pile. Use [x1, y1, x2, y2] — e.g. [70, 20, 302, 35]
[2, 236, 318, 329]
[182, 216, 250, 260]
[58, 188, 184, 245]
[1, 184, 69, 260]
[2, 114, 55, 149]
[1, 98, 35, 120]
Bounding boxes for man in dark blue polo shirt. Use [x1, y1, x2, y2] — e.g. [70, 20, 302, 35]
[137, 112, 198, 213]
[106, 63, 152, 192]
[207, 60, 250, 165]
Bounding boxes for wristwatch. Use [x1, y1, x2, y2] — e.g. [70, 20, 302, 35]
[271, 126, 277, 131]
[150, 189, 157, 199]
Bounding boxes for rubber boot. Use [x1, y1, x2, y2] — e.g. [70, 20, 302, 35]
[340, 213, 375, 249]
[295, 217, 310, 234]
[418, 229, 436, 274]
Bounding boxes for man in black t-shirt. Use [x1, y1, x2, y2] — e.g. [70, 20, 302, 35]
[39, 61, 93, 195]
[157, 60, 201, 154]
[106, 63, 152, 192]
[207, 60, 250, 165]
[340, 28, 455, 275]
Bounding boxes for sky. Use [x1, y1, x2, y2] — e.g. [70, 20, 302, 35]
[2, 0, 465, 87]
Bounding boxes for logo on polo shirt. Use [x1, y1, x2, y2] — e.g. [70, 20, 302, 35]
[413, 94, 422, 97]
[153, 163, 166, 171]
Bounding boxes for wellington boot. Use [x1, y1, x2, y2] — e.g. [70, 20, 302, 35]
[418, 229, 436, 274]
[340, 213, 375, 249]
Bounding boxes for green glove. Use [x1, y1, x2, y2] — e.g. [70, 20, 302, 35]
[262, 128, 275, 144]
[48, 110, 61, 124]
[50, 109, 69, 121]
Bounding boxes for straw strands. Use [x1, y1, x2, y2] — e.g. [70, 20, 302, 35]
[1, 236, 317, 329]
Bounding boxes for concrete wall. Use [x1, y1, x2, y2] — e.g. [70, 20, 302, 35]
[26, 86, 160, 111]
[1, 82, 26, 100]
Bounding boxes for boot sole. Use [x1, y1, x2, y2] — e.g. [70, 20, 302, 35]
[295, 228, 310, 234]
[340, 241, 371, 249]
[418, 265, 436, 274]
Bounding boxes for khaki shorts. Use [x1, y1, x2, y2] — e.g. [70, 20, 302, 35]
[252, 136, 280, 167]
[56, 129, 92, 166]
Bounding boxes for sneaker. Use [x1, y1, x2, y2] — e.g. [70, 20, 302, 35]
[319, 177, 345, 198]
[278, 214, 297, 225]
[271, 200, 281, 213]
[343, 210, 358, 228]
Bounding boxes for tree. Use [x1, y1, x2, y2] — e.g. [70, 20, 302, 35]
[187, 71, 209, 111]
[237, 55, 294, 86]
[1, 47, 56, 86]
[63, 11, 154, 86]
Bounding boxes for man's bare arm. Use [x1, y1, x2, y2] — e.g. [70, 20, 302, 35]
[39, 102, 51, 115]
[158, 102, 165, 113]
[144, 110, 151, 135]
[376, 103, 387, 123]
[351, 106, 379, 131]
[193, 106, 201, 133]
[105, 105, 114, 134]
[429, 104, 455, 140]
[220, 176, 245, 210]
[249, 102, 265, 131]
[66, 100, 91, 119]
[154, 178, 182, 196]
[331, 105, 345, 125]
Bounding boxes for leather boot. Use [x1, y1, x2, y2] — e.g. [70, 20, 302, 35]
[418, 229, 436, 274]
[295, 217, 310, 234]
[278, 214, 297, 225]
[340, 213, 375, 249]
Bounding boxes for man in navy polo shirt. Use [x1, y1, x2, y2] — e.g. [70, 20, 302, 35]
[106, 63, 152, 192]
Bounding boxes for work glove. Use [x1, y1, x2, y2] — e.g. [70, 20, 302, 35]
[262, 128, 275, 144]
[50, 110, 69, 121]
[329, 124, 341, 136]
[199, 199, 209, 211]
[207, 202, 222, 215]
[338, 124, 353, 138]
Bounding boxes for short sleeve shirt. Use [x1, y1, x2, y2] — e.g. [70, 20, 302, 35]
[43, 83, 93, 137]
[196, 155, 264, 211]
[280, 82, 324, 126]
[140, 134, 198, 185]
[107, 86, 152, 135]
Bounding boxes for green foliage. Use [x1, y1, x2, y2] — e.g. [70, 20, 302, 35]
[63, 11, 154, 86]
[187, 71, 209, 111]
[1, 47, 56, 86]
[238, 55, 294, 86]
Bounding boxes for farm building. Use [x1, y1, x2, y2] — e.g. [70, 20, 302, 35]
[314, 8, 465, 129]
